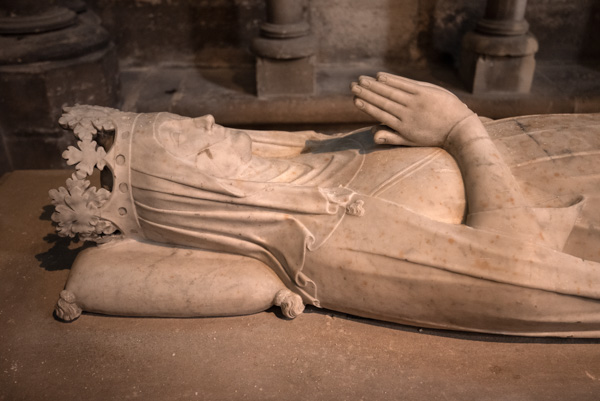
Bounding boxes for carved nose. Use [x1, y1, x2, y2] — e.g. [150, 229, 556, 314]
[193, 114, 215, 131]
[204, 114, 215, 129]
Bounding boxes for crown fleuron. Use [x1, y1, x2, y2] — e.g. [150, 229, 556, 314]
[49, 105, 140, 243]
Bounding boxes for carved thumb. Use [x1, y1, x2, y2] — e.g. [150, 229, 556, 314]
[371, 125, 415, 146]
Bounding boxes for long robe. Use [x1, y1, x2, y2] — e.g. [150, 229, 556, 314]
[126, 112, 600, 314]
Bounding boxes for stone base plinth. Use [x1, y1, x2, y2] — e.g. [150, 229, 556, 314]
[460, 31, 538, 94]
[460, 51, 536, 94]
[0, 10, 120, 172]
[0, 45, 120, 170]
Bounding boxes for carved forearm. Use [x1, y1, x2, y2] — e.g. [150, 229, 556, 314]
[443, 114, 542, 238]
[444, 114, 525, 213]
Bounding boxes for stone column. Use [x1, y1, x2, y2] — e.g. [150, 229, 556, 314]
[460, 0, 538, 94]
[0, 0, 120, 171]
[0, 0, 80, 34]
[251, 0, 316, 97]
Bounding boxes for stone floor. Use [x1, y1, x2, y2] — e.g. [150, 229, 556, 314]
[2, 170, 600, 400]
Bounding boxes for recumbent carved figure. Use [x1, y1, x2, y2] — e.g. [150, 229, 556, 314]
[50, 73, 600, 337]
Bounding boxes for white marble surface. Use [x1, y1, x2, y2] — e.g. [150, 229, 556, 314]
[50, 74, 600, 336]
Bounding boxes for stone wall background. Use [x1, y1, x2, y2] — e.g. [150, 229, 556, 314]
[2, 0, 600, 173]
[88, 0, 600, 68]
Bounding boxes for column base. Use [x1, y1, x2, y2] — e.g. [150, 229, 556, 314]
[0, 10, 120, 170]
[459, 31, 538, 94]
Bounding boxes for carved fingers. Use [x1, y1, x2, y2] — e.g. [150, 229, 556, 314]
[352, 72, 475, 148]
[357, 76, 413, 105]
[352, 93, 400, 131]
[377, 72, 455, 97]
[351, 75, 416, 145]
[351, 76, 411, 137]
[351, 76, 411, 118]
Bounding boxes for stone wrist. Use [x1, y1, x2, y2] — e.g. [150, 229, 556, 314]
[442, 112, 481, 152]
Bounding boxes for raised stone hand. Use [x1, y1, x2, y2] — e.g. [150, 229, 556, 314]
[351, 72, 474, 148]
[352, 72, 553, 244]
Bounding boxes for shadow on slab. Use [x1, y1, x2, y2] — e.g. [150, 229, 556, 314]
[36, 204, 94, 271]
[302, 306, 600, 345]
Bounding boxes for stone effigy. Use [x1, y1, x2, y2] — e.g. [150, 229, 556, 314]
[49, 73, 600, 337]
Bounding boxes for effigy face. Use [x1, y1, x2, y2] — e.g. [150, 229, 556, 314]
[49, 75, 600, 337]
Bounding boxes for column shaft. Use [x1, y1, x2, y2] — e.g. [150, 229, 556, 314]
[252, 0, 316, 97]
